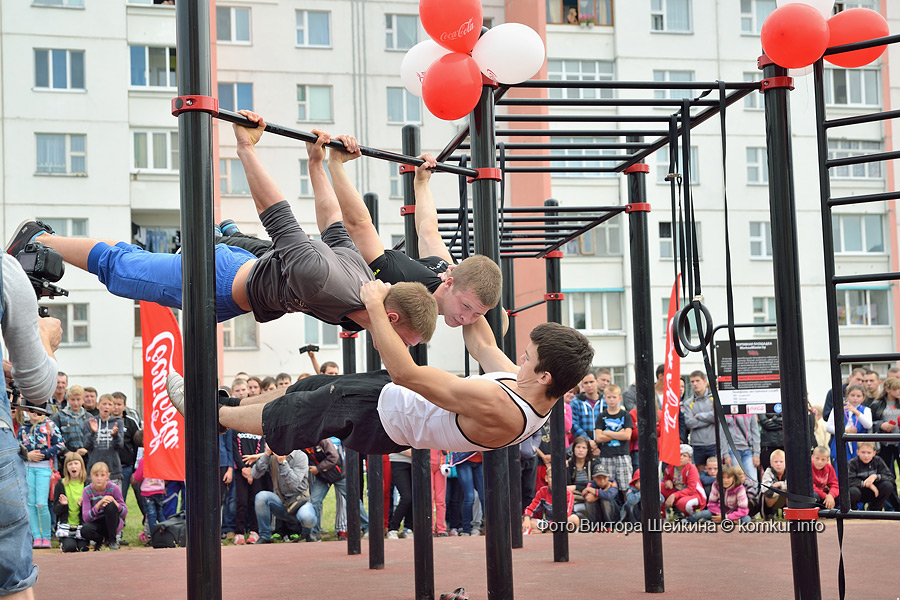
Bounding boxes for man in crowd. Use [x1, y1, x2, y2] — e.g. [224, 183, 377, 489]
[82, 386, 99, 416]
[683, 370, 716, 467]
[862, 369, 881, 405]
[50, 372, 67, 413]
[275, 373, 292, 389]
[251, 446, 310, 544]
[571, 370, 605, 456]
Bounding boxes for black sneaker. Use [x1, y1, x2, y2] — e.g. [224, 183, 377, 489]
[6, 220, 54, 256]
[219, 220, 240, 236]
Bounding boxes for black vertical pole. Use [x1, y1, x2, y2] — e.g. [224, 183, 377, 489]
[342, 331, 362, 555]
[625, 152, 664, 594]
[501, 258, 523, 550]
[543, 199, 568, 563]
[469, 84, 514, 600]
[364, 192, 385, 571]
[402, 125, 435, 600]
[762, 57, 821, 600]
[176, 3, 221, 599]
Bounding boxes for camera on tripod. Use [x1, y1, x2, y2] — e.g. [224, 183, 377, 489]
[11, 242, 69, 316]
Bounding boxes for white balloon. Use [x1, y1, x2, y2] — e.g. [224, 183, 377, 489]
[790, 65, 814, 77]
[775, 0, 834, 19]
[400, 40, 452, 97]
[472, 23, 545, 85]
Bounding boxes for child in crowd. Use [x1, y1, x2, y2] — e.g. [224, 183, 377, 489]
[690, 465, 750, 524]
[621, 469, 641, 524]
[16, 401, 66, 549]
[53, 452, 88, 552]
[522, 467, 577, 533]
[81, 461, 127, 550]
[811, 446, 839, 510]
[582, 463, 620, 525]
[699, 457, 718, 499]
[83, 394, 125, 488]
[847, 442, 895, 511]
[594, 384, 634, 500]
[430, 449, 448, 536]
[826, 384, 872, 462]
[761, 449, 788, 518]
[738, 469, 760, 519]
[660, 444, 706, 519]
[133, 456, 166, 544]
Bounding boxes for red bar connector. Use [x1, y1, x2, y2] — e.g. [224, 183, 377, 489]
[171, 95, 219, 117]
[400, 205, 416, 216]
[544, 292, 565, 301]
[625, 203, 651, 213]
[466, 168, 503, 184]
[761, 77, 795, 93]
[624, 164, 650, 174]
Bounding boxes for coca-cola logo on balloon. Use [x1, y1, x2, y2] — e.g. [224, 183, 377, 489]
[439, 18, 476, 43]
[145, 332, 181, 455]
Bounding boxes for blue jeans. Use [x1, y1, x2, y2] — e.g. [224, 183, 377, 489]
[455, 461, 484, 535]
[144, 493, 165, 531]
[255, 491, 308, 540]
[121, 465, 134, 503]
[689, 509, 751, 524]
[0, 428, 38, 594]
[25, 466, 52, 541]
[301, 476, 347, 539]
[87, 242, 253, 322]
[726, 449, 757, 480]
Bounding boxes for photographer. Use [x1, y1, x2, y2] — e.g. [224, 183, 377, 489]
[1, 250, 62, 598]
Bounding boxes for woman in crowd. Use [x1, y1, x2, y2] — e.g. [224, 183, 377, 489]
[565, 436, 595, 522]
[870, 377, 900, 477]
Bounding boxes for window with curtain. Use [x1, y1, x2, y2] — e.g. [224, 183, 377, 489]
[218, 82, 253, 112]
[34, 49, 85, 90]
[386, 14, 418, 50]
[296, 10, 331, 46]
[36, 133, 85, 175]
[832, 214, 884, 253]
[216, 7, 251, 43]
[387, 87, 422, 124]
[297, 85, 333, 121]
[650, 0, 691, 32]
[740, 0, 776, 34]
[547, 59, 615, 99]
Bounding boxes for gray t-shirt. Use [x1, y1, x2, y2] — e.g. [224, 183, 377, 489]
[245, 201, 373, 328]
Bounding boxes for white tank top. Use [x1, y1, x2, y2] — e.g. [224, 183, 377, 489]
[377, 372, 550, 451]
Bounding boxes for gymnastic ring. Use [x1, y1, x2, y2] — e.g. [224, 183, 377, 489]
[672, 308, 689, 358]
[676, 301, 713, 354]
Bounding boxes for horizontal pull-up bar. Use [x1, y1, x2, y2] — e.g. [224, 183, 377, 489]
[212, 108, 479, 178]
[497, 114, 675, 122]
[823, 108, 900, 129]
[497, 98, 720, 107]
[514, 80, 760, 90]
[495, 129, 670, 137]
[828, 189, 900, 207]
[825, 149, 900, 169]
[505, 166, 622, 173]
[823, 32, 900, 56]
[435, 206, 627, 214]
[447, 154, 635, 162]
[456, 142, 649, 150]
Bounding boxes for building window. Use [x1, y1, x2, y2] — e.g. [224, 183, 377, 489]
[547, 60, 615, 99]
[824, 68, 880, 107]
[662, 297, 698, 337]
[654, 147, 699, 184]
[218, 82, 253, 112]
[216, 7, 251, 43]
[660, 221, 701, 259]
[834, 1, 879, 12]
[42, 303, 88, 345]
[37, 217, 87, 237]
[390, 163, 402, 198]
[386, 14, 418, 51]
[36, 133, 85, 175]
[546, 0, 613, 25]
[740, 0, 776, 34]
[752, 297, 777, 333]
[297, 85, 333, 122]
[836, 288, 890, 326]
[743, 72, 761, 109]
[828, 140, 882, 179]
[832, 214, 884, 253]
[220, 158, 250, 195]
[564, 214, 622, 257]
[653, 70, 694, 100]
[387, 87, 421, 124]
[130, 46, 176, 88]
[563, 291, 624, 333]
[34, 49, 84, 90]
[749, 221, 772, 259]
[298, 159, 311, 196]
[133, 131, 179, 172]
[223, 313, 258, 349]
[746, 147, 769, 184]
[304, 314, 339, 346]
[551, 137, 619, 178]
[296, 10, 331, 47]
[133, 225, 180, 254]
[34, 0, 84, 6]
[650, 0, 691, 32]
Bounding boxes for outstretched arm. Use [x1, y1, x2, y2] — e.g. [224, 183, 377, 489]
[327, 137, 386, 264]
[233, 111, 287, 217]
[412, 155, 453, 262]
[305, 129, 342, 233]
[462, 316, 517, 375]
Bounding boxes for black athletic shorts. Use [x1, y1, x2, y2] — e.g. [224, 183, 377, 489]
[369, 250, 448, 293]
[261, 370, 408, 456]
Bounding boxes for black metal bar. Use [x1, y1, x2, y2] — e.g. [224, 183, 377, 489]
[498, 98, 719, 107]
[828, 190, 900, 207]
[837, 352, 900, 363]
[497, 114, 675, 122]
[436, 85, 512, 163]
[457, 142, 649, 150]
[504, 167, 622, 173]
[446, 154, 635, 162]
[403, 125, 435, 600]
[342, 334, 362, 555]
[823, 109, 900, 129]
[470, 84, 514, 600]
[544, 198, 568, 565]
[364, 192, 385, 571]
[507, 298, 547, 316]
[501, 258, 523, 551]
[437, 206, 628, 215]
[767, 58, 821, 600]
[825, 150, 900, 169]
[176, 3, 220, 600]
[513, 80, 760, 90]
[841, 433, 900, 442]
[833, 272, 900, 285]
[626, 147, 664, 594]
[496, 129, 669, 137]
[215, 108, 478, 178]
[819, 509, 900, 520]
[823, 32, 900, 56]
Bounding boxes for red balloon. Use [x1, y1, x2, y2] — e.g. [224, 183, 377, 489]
[419, 0, 483, 54]
[422, 53, 483, 121]
[825, 8, 890, 68]
[761, 4, 830, 69]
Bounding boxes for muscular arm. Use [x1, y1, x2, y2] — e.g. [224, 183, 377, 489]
[412, 158, 453, 262]
[462, 316, 517, 374]
[327, 140, 386, 264]
[233, 112, 289, 217]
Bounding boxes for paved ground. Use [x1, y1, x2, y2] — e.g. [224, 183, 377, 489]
[32, 520, 894, 599]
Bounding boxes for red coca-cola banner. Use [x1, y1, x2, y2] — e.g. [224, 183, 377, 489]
[140, 301, 185, 481]
[660, 277, 682, 466]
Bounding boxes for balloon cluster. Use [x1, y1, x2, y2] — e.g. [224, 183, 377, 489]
[400, 0, 546, 121]
[761, 0, 889, 70]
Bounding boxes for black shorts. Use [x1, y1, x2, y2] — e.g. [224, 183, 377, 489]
[369, 250, 447, 293]
[261, 370, 407, 456]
